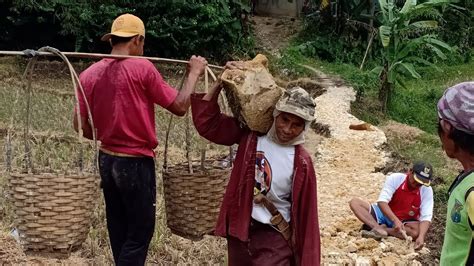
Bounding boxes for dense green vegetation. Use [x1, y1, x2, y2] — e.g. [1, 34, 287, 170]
[0, 0, 253, 61]
[300, 0, 471, 109]
[375, 0, 454, 112]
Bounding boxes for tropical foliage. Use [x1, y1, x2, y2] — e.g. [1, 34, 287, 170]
[439, 0, 473, 61]
[299, 0, 473, 115]
[0, 0, 252, 61]
[375, 0, 454, 111]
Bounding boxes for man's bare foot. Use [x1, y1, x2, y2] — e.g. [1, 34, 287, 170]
[373, 225, 388, 237]
[361, 229, 388, 241]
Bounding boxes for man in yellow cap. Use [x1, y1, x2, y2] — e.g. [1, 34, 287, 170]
[73, 13, 208, 265]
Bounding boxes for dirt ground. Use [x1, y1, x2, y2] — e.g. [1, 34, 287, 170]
[251, 15, 301, 56]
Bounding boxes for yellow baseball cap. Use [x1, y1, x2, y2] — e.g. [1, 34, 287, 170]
[101, 14, 145, 41]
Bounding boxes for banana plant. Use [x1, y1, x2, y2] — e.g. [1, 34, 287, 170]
[375, 0, 454, 112]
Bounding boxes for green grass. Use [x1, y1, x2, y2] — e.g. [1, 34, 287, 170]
[388, 63, 474, 134]
[271, 46, 381, 96]
[271, 46, 384, 125]
[386, 132, 460, 203]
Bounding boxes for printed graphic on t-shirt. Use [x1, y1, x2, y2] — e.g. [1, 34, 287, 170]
[255, 151, 272, 195]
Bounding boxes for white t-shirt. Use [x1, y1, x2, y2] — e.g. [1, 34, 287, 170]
[377, 173, 434, 222]
[252, 135, 294, 224]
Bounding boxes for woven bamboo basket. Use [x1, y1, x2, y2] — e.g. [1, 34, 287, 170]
[6, 47, 99, 254]
[161, 69, 231, 240]
[8, 173, 98, 251]
[163, 161, 230, 240]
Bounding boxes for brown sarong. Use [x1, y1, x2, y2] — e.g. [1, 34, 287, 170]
[227, 220, 294, 266]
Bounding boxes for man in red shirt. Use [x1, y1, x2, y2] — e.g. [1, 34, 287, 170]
[349, 162, 434, 250]
[73, 14, 207, 265]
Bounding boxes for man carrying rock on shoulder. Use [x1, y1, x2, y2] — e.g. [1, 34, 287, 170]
[349, 162, 434, 250]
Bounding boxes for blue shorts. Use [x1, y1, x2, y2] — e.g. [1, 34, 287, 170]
[369, 204, 418, 229]
[370, 203, 394, 228]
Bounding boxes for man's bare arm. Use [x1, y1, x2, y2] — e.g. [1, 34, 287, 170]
[415, 221, 431, 249]
[167, 56, 207, 116]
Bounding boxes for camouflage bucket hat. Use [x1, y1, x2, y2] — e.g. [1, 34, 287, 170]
[275, 87, 316, 121]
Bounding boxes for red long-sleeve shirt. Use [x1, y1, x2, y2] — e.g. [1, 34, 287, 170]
[191, 92, 321, 266]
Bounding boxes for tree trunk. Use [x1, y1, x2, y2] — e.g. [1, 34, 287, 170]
[378, 64, 391, 113]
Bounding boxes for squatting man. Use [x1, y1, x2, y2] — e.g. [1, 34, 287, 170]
[349, 162, 434, 250]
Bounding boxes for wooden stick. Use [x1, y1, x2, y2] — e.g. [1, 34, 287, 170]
[0, 50, 224, 70]
[200, 142, 206, 171]
[185, 111, 193, 174]
[205, 68, 209, 93]
[360, 31, 375, 70]
[401, 230, 410, 241]
[199, 69, 209, 170]
[207, 67, 218, 81]
[22, 57, 38, 173]
[163, 71, 188, 171]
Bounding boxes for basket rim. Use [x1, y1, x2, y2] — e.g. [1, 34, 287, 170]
[9, 172, 99, 177]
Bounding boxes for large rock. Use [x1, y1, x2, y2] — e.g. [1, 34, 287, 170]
[221, 54, 284, 133]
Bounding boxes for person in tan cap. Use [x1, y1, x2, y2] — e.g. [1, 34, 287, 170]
[73, 13, 208, 265]
[191, 68, 321, 266]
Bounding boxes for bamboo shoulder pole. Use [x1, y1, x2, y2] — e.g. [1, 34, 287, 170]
[0, 50, 224, 70]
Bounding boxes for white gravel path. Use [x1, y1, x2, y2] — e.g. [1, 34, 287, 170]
[305, 85, 429, 265]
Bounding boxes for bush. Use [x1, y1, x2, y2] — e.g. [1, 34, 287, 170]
[0, 0, 252, 61]
[143, 1, 253, 60]
[439, 0, 473, 62]
[298, 19, 382, 66]
[299, 0, 472, 67]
